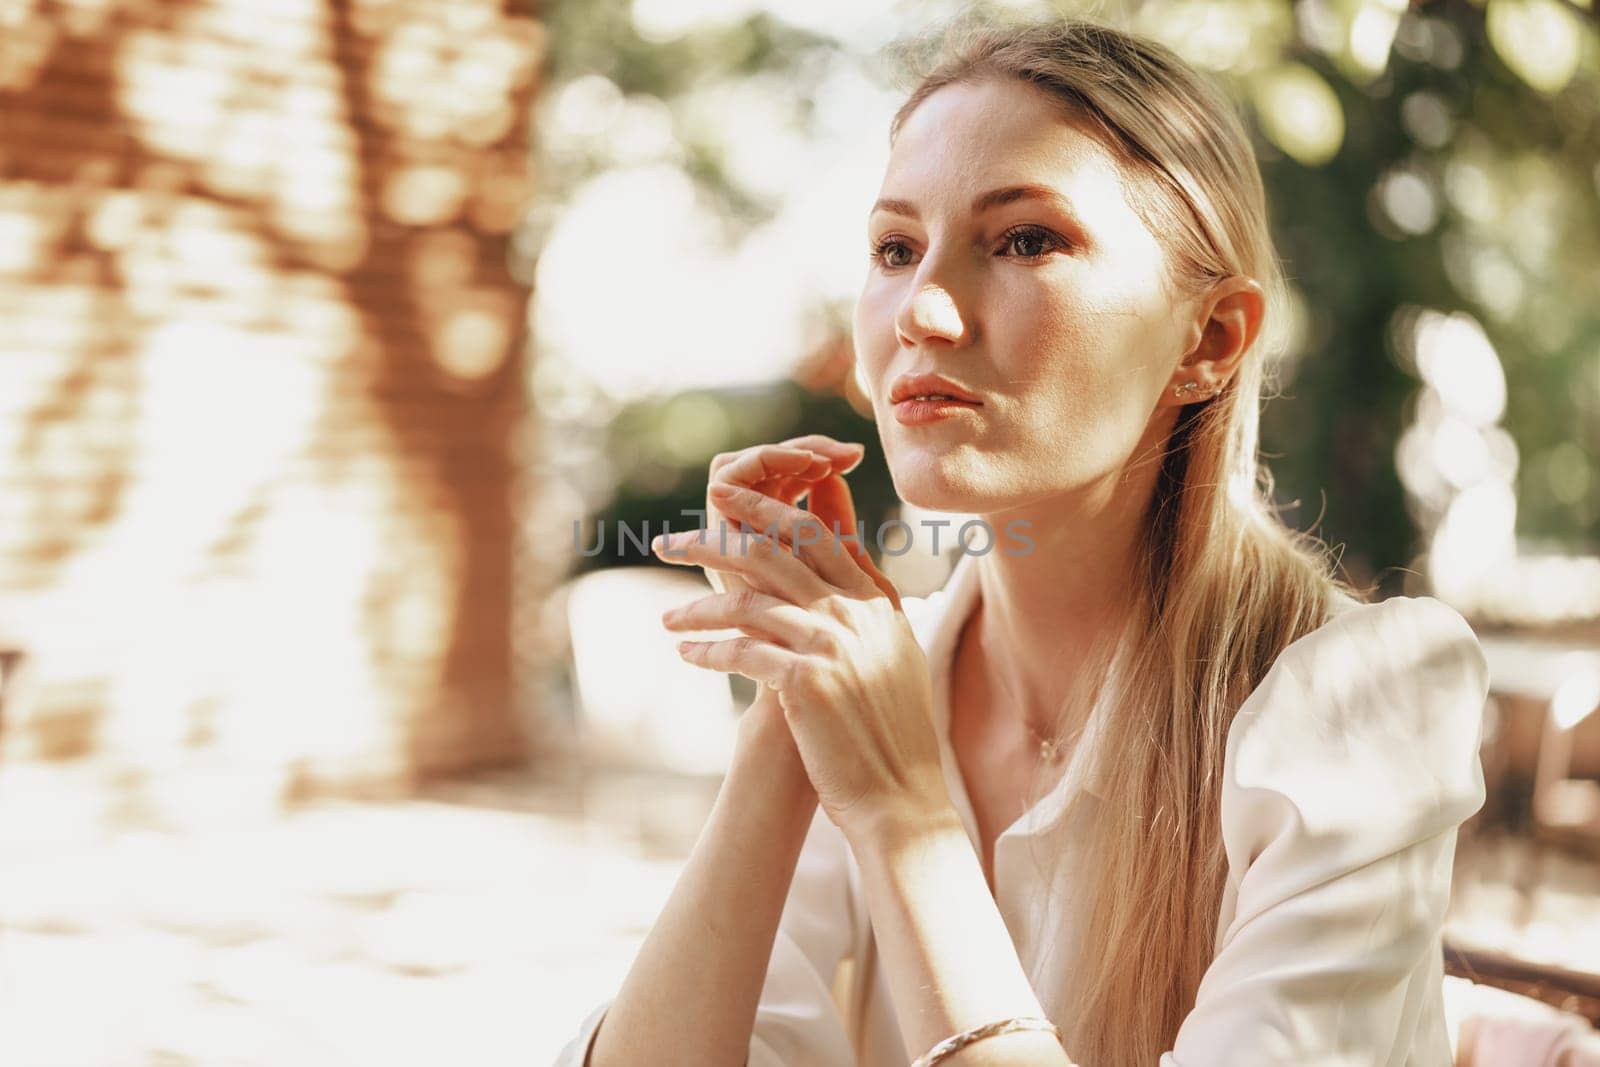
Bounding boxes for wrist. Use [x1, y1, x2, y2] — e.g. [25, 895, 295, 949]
[715, 742, 817, 853]
[840, 787, 965, 856]
[730, 693, 814, 798]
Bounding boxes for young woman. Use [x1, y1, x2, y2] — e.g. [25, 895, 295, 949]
[556, 18, 1487, 1067]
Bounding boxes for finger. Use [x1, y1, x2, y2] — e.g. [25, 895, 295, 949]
[771, 441, 864, 508]
[807, 474, 902, 611]
[707, 483, 878, 596]
[778, 435, 868, 475]
[710, 447, 830, 530]
[710, 441, 867, 526]
[805, 473, 862, 558]
[675, 635, 804, 692]
[661, 590, 820, 652]
[702, 441, 868, 595]
[710, 446, 828, 492]
[652, 525, 823, 604]
[763, 465, 832, 509]
[716, 445, 861, 500]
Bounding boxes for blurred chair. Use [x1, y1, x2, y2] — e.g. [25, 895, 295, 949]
[0, 648, 22, 730]
[564, 565, 740, 776]
[1479, 634, 1600, 850]
[1446, 972, 1600, 1066]
[0, 647, 28, 749]
[1444, 635, 1600, 1063]
[1446, 938, 1600, 1022]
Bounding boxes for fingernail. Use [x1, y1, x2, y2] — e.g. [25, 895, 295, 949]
[650, 534, 664, 552]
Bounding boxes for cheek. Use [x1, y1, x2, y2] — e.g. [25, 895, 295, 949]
[1003, 286, 1168, 460]
[996, 286, 1099, 410]
[851, 284, 898, 385]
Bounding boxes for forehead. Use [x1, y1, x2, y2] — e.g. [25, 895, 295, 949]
[882, 78, 1139, 226]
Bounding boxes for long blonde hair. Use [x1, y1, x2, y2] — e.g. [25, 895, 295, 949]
[888, 17, 1363, 1065]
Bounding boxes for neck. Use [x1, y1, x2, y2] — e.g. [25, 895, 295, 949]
[968, 457, 1159, 742]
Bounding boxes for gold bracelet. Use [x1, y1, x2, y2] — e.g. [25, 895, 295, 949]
[910, 1016, 1065, 1067]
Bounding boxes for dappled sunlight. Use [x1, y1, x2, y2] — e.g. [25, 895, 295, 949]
[0, 0, 541, 1055]
[531, 44, 901, 404]
[114, 0, 365, 268]
[1395, 308, 1600, 625]
[1252, 61, 1345, 165]
[0, 0, 540, 782]
[0, 776, 719, 1065]
[1487, 0, 1585, 95]
[2, 0, 1597, 1062]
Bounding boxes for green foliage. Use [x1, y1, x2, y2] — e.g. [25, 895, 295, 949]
[583, 384, 886, 571]
[538, 0, 1600, 590]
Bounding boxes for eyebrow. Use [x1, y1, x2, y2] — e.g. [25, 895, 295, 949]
[870, 184, 1082, 224]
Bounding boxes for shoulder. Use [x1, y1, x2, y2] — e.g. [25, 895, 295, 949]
[1237, 592, 1489, 728]
[1221, 594, 1490, 869]
[1267, 590, 1489, 706]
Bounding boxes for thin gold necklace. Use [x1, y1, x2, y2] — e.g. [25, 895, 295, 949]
[965, 604, 1075, 764]
[1026, 720, 1069, 763]
[987, 654, 1072, 763]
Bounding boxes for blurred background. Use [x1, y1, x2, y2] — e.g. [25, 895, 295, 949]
[1, 0, 1598, 1063]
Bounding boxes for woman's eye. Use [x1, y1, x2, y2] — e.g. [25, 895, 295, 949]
[999, 225, 1068, 259]
[870, 238, 916, 269]
[871, 227, 1065, 268]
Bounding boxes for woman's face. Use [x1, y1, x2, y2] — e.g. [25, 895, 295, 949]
[853, 77, 1197, 515]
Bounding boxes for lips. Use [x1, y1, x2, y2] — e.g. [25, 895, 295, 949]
[889, 373, 982, 406]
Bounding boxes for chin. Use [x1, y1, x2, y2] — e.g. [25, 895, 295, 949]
[897, 486, 981, 514]
[887, 457, 994, 515]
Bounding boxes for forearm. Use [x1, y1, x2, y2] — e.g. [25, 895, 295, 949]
[846, 807, 1076, 1066]
[587, 726, 818, 1067]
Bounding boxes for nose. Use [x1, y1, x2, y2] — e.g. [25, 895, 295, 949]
[896, 282, 970, 348]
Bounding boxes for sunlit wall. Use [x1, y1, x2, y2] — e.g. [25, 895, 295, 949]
[0, 0, 545, 807]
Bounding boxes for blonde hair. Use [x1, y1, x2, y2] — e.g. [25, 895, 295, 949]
[888, 16, 1363, 1066]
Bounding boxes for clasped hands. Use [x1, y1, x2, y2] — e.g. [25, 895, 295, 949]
[650, 436, 952, 839]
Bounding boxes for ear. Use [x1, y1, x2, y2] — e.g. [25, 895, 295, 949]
[1164, 276, 1265, 407]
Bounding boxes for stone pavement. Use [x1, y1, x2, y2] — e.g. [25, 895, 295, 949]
[1, 759, 1595, 1066]
[0, 761, 720, 1067]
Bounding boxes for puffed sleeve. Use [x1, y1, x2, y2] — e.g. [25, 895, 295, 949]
[1160, 595, 1490, 1066]
[551, 775, 863, 1067]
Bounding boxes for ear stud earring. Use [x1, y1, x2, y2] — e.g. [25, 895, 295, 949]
[1173, 381, 1219, 401]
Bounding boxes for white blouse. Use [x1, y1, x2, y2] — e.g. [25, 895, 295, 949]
[556, 550, 1490, 1065]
